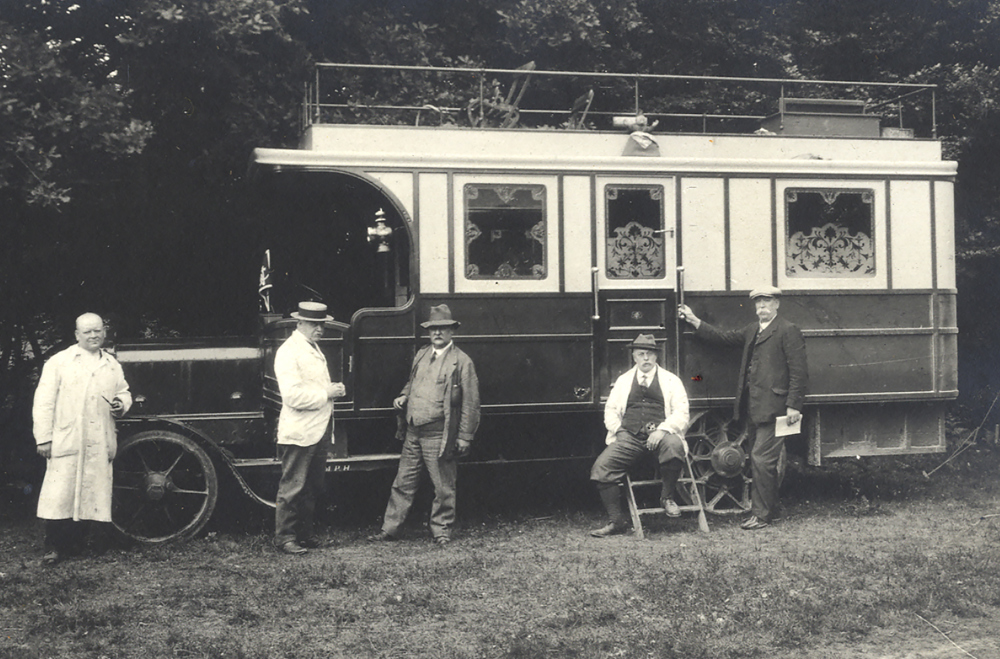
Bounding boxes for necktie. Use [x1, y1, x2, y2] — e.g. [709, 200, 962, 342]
[639, 374, 648, 388]
[430, 352, 437, 363]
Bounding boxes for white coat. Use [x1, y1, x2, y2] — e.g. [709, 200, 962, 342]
[603, 365, 689, 446]
[274, 329, 334, 447]
[33, 345, 132, 522]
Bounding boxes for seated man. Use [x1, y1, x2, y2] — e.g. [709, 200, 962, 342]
[590, 333, 690, 537]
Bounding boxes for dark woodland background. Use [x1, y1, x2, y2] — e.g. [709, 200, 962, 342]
[3, 0, 1000, 480]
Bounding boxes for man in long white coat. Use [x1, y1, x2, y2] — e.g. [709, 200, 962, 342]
[33, 313, 131, 564]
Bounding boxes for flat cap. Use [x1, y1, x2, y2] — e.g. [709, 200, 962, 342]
[749, 285, 782, 299]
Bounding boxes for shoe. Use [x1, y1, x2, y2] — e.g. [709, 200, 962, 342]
[434, 537, 451, 546]
[661, 497, 681, 518]
[740, 515, 770, 530]
[42, 550, 60, 565]
[298, 537, 323, 549]
[277, 540, 308, 555]
[589, 522, 628, 538]
[367, 531, 396, 542]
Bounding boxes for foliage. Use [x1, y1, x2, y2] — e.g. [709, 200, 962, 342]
[4, 0, 1000, 447]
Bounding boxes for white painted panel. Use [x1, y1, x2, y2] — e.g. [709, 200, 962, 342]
[935, 181, 956, 290]
[775, 179, 888, 291]
[418, 173, 450, 294]
[680, 178, 726, 291]
[563, 176, 593, 293]
[890, 180, 934, 289]
[453, 175, 560, 294]
[367, 171, 414, 219]
[728, 179, 773, 291]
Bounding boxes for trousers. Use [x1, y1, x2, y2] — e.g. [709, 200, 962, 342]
[381, 422, 457, 540]
[274, 439, 328, 545]
[748, 421, 787, 522]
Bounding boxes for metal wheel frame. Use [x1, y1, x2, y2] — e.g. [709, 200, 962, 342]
[680, 410, 753, 515]
[112, 430, 219, 543]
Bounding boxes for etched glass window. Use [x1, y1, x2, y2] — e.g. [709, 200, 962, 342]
[465, 184, 546, 279]
[605, 185, 665, 279]
[786, 189, 875, 277]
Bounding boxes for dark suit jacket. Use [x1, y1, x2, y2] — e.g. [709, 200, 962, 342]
[696, 316, 808, 424]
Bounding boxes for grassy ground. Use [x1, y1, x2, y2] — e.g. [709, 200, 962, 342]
[1, 446, 999, 659]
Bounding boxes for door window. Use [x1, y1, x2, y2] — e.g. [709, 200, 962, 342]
[605, 185, 666, 279]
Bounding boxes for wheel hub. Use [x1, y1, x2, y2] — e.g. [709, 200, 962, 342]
[710, 442, 747, 478]
[144, 473, 169, 501]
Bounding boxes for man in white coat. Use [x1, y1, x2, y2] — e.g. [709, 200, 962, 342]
[589, 333, 689, 537]
[34, 313, 131, 564]
[273, 301, 346, 555]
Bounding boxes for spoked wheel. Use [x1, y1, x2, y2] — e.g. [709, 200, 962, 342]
[112, 430, 218, 543]
[680, 411, 752, 515]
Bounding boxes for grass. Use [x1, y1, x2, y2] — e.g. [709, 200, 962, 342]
[1, 446, 999, 658]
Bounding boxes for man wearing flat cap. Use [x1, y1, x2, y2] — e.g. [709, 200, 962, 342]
[273, 301, 346, 554]
[678, 286, 808, 530]
[589, 333, 690, 537]
[369, 304, 480, 546]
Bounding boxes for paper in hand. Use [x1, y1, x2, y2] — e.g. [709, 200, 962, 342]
[774, 414, 801, 437]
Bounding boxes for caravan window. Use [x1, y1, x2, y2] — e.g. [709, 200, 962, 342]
[464, 184, 547, 279]
[786, 189, 875, 278]
[605, 185, 666, 279]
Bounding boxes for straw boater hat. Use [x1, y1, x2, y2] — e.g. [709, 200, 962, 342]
[749, 285, 782, 300]
[630, 333, 658, 351]
[291, 301, 334, 322]
[420, 304, 461, 328]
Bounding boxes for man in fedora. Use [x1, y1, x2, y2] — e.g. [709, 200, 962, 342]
[589, 333, 690, 537]
[369, 304, 480, 546]
[678, 286, 808, 530]
[273, 301, 346, 554]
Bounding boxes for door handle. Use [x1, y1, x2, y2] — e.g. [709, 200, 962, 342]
[591, 267, 600, 320]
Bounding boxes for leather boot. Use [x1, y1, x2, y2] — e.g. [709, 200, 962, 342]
[591, 482, 628, 537]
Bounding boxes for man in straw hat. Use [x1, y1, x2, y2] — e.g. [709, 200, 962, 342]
[678, 285, 808, 530]
[369, 304, 480, 546]
[273, 301, 346, 554]
[589, 333, 690, 537]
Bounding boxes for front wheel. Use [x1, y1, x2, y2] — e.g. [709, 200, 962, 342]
[112, 430, 219, 543]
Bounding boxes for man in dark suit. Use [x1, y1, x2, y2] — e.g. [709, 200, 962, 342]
[678, 286, 808, 530]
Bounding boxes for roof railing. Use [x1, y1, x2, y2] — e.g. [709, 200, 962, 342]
[302, 62, 938, 138]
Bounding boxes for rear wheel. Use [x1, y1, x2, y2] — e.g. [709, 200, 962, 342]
[112, 430, 218, 543]
[680, 411, 752, 514]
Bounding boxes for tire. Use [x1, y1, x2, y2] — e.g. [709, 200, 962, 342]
[112, 430, 219, 543]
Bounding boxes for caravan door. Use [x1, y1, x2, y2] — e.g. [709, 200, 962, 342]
[594, 177, 678, 398]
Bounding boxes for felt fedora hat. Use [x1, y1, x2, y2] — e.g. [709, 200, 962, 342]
[420, 304, 461, 328]
[749, 285, 782, 300]
[630, 333, 658, 351]
[291, 301, 334, 322]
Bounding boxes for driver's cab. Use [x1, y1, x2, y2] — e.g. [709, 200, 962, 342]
[254, 170, 414, 455]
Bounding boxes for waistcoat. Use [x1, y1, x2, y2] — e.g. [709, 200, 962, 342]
[621, 372, 665, 436]
[406, 349, 448, 426]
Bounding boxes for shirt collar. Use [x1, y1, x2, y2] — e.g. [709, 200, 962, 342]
[71, 344, 107, 360]
[759, 318, 774, 332]
[433, 342, 453, 358]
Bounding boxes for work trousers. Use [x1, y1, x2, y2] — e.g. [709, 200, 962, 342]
[748, 421, 788, 522]
[381, 422, 457, 540]
[43, 519, 110, 554]
[274, 439, 328, 546]
[590, 430, 685, 484]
